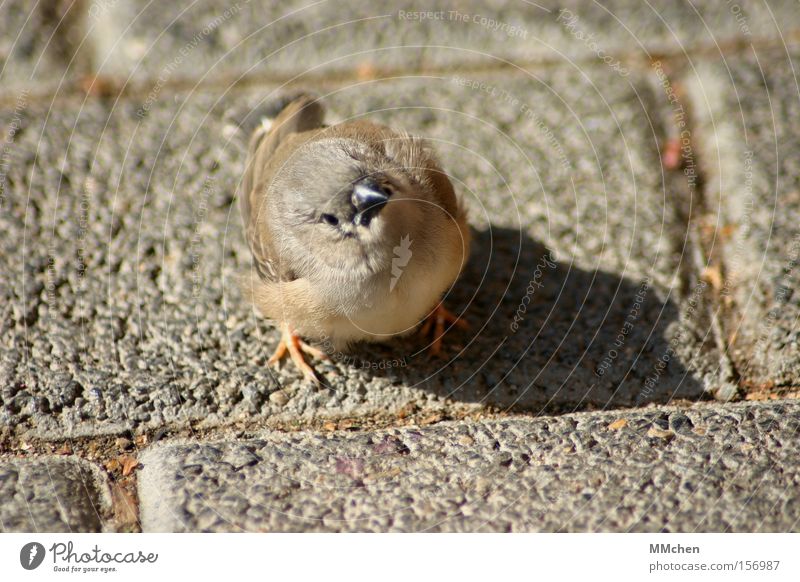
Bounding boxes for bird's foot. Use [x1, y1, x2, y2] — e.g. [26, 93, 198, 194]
[418, 303, 468, 357]
[268, 322, 329, 384]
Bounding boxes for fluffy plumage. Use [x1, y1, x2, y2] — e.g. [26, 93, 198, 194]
[239, 95, 470, 381]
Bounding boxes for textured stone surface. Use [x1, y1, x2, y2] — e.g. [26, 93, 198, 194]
[0, 456, 111, 532]
[1, 0, 800, 538]
[138, 401, 800, 532]
[87, 0, 800, 86]
[0, 0, 85, 96]
[1, 62, 721, 440]
[686, 45, 800, 390]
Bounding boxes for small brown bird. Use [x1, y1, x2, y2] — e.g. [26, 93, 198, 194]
[239, 95, 470, 383]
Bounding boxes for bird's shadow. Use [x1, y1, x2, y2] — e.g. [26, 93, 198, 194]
[349, 226, 706, 413]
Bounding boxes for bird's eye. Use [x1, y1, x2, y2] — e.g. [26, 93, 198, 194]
[320, 213, 339, 226]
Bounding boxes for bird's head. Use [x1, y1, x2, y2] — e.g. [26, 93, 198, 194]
[271, 136, 446, 278]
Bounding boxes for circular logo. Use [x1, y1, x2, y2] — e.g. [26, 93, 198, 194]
[20, 542, 46, 570]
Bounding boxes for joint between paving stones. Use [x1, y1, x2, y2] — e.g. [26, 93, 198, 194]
[645, 55, 743, 402]
[3, 5, 800, 108]
[3, 1, 800, 534]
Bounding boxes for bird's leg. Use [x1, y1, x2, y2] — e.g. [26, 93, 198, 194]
[418, 303, 468, 357]
[268, 322, 329, 384]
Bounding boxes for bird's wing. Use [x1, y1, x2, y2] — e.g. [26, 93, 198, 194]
[239, 95, 324, 282]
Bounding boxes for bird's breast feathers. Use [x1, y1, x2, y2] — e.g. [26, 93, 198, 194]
[281, 224, 467, 348]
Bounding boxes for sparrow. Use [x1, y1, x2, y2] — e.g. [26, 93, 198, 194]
[239, 94, 471, 383]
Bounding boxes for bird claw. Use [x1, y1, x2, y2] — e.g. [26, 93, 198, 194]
[268, 323, 329, 384]
[419, 303, 468, 357]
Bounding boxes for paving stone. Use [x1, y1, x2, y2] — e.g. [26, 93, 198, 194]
[685, 45, 800, 390]
[1, 61, 722, 440]
[138, 401, 800, 532]
[1, 0, 799, 538]
[0, 456, 111, 532]
[0, 0, 86, 96]
[88, 0, 800, 85]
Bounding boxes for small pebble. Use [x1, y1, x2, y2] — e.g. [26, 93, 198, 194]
[647, 426, 675, 440]
[269, 390, 290, 406]
[115, 437, 132, 450]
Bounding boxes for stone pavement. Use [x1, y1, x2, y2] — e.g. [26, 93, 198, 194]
[138, 402, 800, 532]
[1, 0, 799, 532]
[0, 456, 110, 532]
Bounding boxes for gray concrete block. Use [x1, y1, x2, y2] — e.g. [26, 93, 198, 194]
[685, 45, 800, 390]
[87, 1, 800, 86]
[1, 63, 719, 439]
[0, 455, 111, 532]
[138, 401, 800, 532]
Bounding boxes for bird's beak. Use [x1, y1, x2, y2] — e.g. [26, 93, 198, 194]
[351, 179, 390, 226]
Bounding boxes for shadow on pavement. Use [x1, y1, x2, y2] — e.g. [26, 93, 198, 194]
[362, 226, 706, 413]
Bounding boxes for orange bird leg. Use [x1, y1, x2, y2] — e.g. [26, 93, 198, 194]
[419, 303, 468, 357]
[268, 322, 329, 384]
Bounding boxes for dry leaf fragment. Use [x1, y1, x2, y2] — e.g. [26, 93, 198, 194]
[111, 483, 139, 531]
[701, 265, 723, 291]
[339, 419, 359, 430]
[356, 62, 377, 80]
[119, 455, 139, 476]
[607, 418, 628, 430]
[420, 413, 444, 426]
[78, 74, 119, 98]
[719, 224, 737, 239]
[397, 403, 418, 420]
